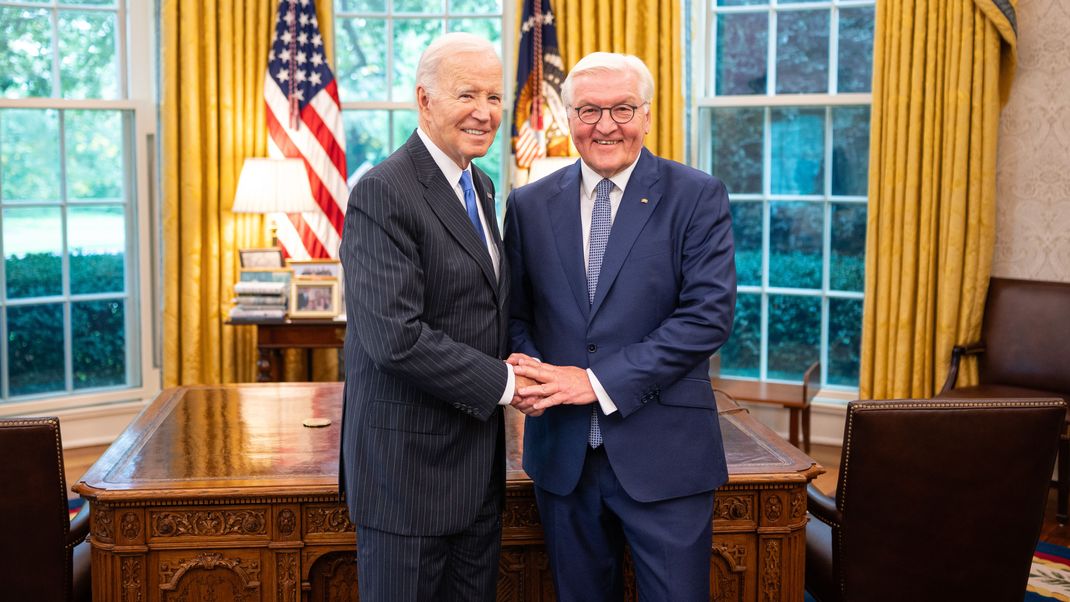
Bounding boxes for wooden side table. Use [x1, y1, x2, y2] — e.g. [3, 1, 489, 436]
[229, 319, 346, 382]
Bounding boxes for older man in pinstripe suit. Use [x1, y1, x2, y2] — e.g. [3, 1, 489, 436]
[338, 33, 528, 601]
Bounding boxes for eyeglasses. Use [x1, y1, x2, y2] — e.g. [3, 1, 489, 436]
[572, 102, 649, 125]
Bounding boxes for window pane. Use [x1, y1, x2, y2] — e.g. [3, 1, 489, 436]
[771, 107, 824, 195]
[838, 7, 875, 93]
[449, 0, 501, 12]
[72, 299, 125, 389]
[830, 203, 866, 292]
[7, 303, 65, 397]
[720, 292, 760, 378]
[4, 206, 63, 299]
[391, 109, 418, 152]
[69, 205, 125, 295]
[828, 297, 863, 386]
[393, 19, 442, 102]
[831, 106, 869, 196]
[335, 18, 386, 101]
[775, 10, 828, 94]
[715, 13, 767, 95]
[768, 294, 820, 381]
[717, 0, 767, 7]
[0, 7, 52, 98]
[344, 110, 390, 183]
[447, 18, 501, 49]
[65, 0, 117, 5]
[708, 107, 762, 194]
[58, 10, 119, 99]
[730, 202, 762, 286]
[769, 201, 822, 289]
[337, 0, 385, 11]
[66, 110, 124, 202]
[395, 0, 443, 13]
[0, 108, 61, 202]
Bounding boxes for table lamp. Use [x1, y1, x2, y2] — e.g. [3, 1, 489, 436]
[232, 158, 318, 247]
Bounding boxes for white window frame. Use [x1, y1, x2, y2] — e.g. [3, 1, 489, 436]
[689, 0, 874, 395]
[0, 0, 160, 417]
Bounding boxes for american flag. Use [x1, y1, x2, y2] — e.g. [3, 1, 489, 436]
[512, 0, 569, 169]
[264, 0, 347, 260]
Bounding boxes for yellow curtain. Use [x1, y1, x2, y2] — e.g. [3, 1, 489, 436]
[162, 0, 338, 387]
[549, 0, 683, 162]
[859, 0, 1018, 399]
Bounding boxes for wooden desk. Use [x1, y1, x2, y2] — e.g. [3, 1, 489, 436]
[714, 362, 820, 453]
[75, 383, 820, 601]
[233, 319, 345, 382]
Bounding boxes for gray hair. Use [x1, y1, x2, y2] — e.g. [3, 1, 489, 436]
[560, 52, 655, 107]
[415, 32, 499, 95]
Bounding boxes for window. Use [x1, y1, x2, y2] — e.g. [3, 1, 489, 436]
[333, 0, 509, 205]
[692, 0, 875, 389]
[0, 0, 157, 408]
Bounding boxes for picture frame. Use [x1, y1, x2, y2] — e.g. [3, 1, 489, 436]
[239, 247, 284, 268]
[287, 258, 342, 280]
[290, 278, 340, 319]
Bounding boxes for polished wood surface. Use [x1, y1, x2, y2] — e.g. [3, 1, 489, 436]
[231, 320, 345, 382]
[714, 376, 815, 452]
[75, 383, 821, 601]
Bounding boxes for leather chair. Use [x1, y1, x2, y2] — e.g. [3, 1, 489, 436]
[0, 417, 91, 601]
[937, 277, 1070, 523]
[806, 398, 1064, 602]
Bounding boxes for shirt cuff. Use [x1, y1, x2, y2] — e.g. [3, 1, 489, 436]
[498, 363, 516, 406]
[587, 369, 618, 415]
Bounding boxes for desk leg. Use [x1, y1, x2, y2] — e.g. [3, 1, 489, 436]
[788, 408, 800, 449]
[802, 406, 812, 454]
[257, 347, 272, 383]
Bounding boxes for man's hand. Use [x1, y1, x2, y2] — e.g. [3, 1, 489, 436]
[510, 374, 544, 417]
[513, 359, 597, 410]
[506, 352, 537, 366]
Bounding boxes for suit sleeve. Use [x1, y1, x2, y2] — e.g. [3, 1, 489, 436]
[590, 176, 736, 418]
[341, 173, 508, 420]
[504, 189, 543, 360]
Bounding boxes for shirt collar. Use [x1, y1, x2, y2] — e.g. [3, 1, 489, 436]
[416, 127, 469, 190]
[579, 151, 642, 198]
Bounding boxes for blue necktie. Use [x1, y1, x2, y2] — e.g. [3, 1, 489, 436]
[459, 170, 486, 245]
[587, 178, 613, 448]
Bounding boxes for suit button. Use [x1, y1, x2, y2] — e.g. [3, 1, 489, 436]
[587, 344, 597, 353]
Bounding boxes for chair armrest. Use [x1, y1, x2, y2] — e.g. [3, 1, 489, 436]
[807, 483, 841, 527]
[67, 502, 90, 550]
[938, 342, 985, 394]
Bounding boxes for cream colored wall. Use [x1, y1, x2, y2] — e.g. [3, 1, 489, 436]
[993, 0, 1070, 282]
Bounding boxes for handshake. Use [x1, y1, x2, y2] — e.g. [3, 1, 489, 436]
[507, 353, 598, 417]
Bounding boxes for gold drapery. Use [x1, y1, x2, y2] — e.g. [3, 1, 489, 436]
[859, 0, 1018, 399]
[162, 0, 338, 386]
[549, 0, 683, 162]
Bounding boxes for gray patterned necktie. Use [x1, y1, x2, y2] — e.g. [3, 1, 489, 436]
[587, 178, 613, 448]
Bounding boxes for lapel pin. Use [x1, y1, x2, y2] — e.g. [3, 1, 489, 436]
[641, 198, 649, 204]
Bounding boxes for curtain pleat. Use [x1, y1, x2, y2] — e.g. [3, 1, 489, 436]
[859, 0, 1016, 399]
[549, 0, 683, 162]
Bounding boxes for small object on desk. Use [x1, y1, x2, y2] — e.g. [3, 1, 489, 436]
[303, 417, 332, 428]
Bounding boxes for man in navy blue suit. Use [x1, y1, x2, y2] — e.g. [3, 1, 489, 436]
[504, 52, 736, 601]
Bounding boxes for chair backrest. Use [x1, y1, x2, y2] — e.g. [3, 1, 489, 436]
[0, 417, 76, 600]
[979, 277, 1070, 394]
[833, 398, 1064, 602]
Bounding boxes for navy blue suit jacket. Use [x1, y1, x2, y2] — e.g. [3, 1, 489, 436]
[504, 148, 736, 502]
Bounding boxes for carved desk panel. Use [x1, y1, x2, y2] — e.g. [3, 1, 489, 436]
[75, 383, 820, 601]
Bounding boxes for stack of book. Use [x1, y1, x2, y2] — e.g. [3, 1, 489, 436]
[229, 281, 287, 322]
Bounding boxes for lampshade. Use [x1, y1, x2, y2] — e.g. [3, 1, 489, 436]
[232, 158, 318, 214]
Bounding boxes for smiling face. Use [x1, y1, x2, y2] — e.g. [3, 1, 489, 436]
[567, 69, 651, 179]
[416, 50, 503, 170]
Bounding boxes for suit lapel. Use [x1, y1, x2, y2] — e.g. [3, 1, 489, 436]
[407, 133, 498, 295]
[547, 163, 591, 320]
[471, 166, 510, 303]
[590, 149, 662, 317]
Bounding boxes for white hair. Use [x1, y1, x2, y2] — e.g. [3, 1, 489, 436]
[560, 52, 655, 107]
[415, 32, 499, 95]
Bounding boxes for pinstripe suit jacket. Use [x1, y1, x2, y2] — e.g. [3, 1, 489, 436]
[339, 132, 510, 536]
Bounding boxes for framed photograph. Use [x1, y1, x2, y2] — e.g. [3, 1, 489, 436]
[288, 258, 342, 279]
[239, 247, 284, 268]
[290, 278, 340, 319]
